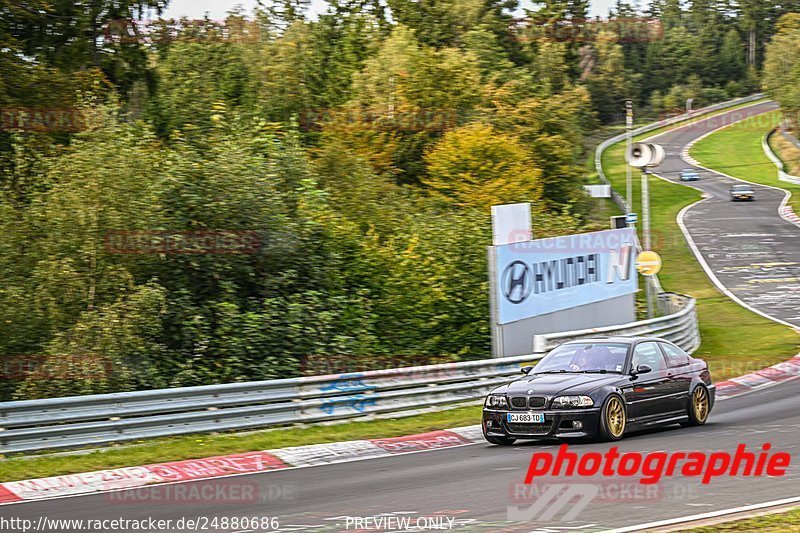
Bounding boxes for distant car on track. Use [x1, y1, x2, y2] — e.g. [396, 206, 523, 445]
[679, 168, 701, 181]
[482, 337, 714, 444]
[730, 184, 755, 201]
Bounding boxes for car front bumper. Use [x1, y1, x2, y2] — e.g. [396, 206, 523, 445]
[482, 408, 602, 439]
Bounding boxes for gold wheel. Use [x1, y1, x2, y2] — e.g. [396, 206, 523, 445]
[693, 386, 709, 423]
[605, 396, 626, 438]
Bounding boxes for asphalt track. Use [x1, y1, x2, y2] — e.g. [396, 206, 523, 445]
[3, 103, 800, 532]
[647, 100, 800, 328]
[3, 382, 800, 532]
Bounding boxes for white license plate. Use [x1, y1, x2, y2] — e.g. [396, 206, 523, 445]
[507, 412, 545, 424]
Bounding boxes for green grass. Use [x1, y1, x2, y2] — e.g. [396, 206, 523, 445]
[691, 110, 800, 214]
[0, 404, 482, 482]
[690, 506, 800, 531]
[601, 105, 799, 383]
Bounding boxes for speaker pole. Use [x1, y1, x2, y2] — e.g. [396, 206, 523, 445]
[641, 169, 654, 318]
[625, 100, 633, 217]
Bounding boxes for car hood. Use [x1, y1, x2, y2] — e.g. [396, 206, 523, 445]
[493, 373, 624, 396]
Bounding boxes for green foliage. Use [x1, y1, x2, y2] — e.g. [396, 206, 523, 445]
[152, 42, 256, 136]
[1, 0, 798, 401]
[763, 15, 800, 128]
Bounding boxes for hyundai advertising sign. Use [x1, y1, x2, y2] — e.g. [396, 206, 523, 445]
[495, 228, 637, 324]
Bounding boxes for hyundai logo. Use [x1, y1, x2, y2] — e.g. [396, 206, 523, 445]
[502, 260, 532, 304]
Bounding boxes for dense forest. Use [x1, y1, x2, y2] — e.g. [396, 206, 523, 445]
[1, 0, 798, 399]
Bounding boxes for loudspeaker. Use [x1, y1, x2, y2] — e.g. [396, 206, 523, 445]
[626, 142, 666, 168]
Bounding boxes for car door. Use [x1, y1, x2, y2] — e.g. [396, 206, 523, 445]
[659, 342, 693, 407]
[628, 342, 675, 421]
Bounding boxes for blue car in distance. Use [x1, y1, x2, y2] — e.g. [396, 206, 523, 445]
[679, 168, 700, 181]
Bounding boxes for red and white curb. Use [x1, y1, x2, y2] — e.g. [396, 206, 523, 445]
[780, 205, 800, 225]
[715, 353, 800, 400]
[0, 426, 483, 505]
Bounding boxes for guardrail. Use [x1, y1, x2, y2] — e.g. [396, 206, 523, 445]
[762, 128, 800, 186]
[533, 293, 699, 355]
[0, 294, 697, 454]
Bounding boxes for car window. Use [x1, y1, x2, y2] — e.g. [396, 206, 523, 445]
[631, 342, 667, 372]
[534, 343, 628, 373]
[661, 342, 690, 367]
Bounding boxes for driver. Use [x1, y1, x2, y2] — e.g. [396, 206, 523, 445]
[569, 347, 593, 371]
[569, 345, 609, 371]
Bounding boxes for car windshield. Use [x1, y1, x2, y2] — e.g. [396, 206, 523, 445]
[683, 169, 697, 174]
[533, 343, 629, 374]
[732, 185, 751, 190]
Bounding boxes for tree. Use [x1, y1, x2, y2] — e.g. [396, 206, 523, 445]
[719, 28, 746, 83]
[583, 32, 641, 123]
[6, 0, 165, 96]
[763, 15, 800, 129]
[152, 41, 255, 137]
[484, 80, 595, 205]
[422, 123, 543, 207]
[326, 25, 483, 183]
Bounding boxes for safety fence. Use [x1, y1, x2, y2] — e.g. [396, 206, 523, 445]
[763, 128, 800, 186]
[0, 294, 697, 454]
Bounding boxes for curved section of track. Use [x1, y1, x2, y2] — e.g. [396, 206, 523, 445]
[647, 100, 800, 328]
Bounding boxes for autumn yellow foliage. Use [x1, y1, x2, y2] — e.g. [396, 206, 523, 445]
[422, 123, 542, 207]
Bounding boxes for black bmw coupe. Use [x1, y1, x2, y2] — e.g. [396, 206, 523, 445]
[482, 337, 715, 444]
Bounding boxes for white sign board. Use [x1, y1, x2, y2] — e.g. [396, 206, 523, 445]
[494, 228, 637, 324]
[491, 203, 532, 246]
[583, 184, 611, 198]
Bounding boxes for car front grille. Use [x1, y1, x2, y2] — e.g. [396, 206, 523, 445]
[506, 422, 553, 435]
[510, 396, 527, 408]
[510, 396, 547, 409]
[528, 396, 547, 408]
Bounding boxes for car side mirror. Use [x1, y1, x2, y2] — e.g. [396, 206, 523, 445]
[521, 365, 533, 375]
[632, 364, 652, 375]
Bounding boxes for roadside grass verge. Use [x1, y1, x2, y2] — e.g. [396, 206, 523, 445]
[0, 404, 482, 482]
[690, 506, 800, 531]
[601, 107, 799, 383]
[770, 130, 800, 177]
[691, 110, 800, 214]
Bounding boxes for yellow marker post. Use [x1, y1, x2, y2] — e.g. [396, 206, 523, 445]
[636, 250, 662, 276]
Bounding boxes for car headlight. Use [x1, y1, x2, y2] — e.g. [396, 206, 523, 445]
[485, 394, 508, 408]
[552, 395, 594, 408]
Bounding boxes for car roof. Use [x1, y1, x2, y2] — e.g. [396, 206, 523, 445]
[682, 168, 698, 172]
[732, 184, 751, 188]
[562, 336, 666, 345]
